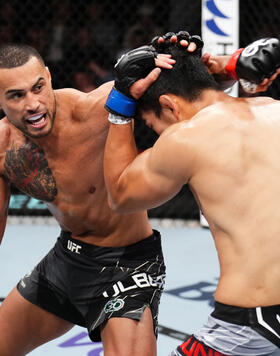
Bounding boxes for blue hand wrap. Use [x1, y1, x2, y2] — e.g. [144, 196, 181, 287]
[105, 88, 136, 117]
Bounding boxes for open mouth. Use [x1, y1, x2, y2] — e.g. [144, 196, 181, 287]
[26, 113, 47, 128]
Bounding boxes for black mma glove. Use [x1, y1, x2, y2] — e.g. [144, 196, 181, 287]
[105, 45, 157, 120]
[226, 38, 280, 92]
[151, 31, 204, 56]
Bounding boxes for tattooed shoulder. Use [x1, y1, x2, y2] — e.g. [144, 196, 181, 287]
[4, 139, 57, 202]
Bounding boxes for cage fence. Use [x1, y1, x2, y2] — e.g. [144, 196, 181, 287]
[3, 0, 280, 220]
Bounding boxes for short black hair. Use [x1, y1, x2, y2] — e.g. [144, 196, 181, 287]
[137, 43, 220, 117]
[0, 43, 45, 69]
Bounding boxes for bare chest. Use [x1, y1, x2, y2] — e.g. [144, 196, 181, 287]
[3, 134, 105, 203]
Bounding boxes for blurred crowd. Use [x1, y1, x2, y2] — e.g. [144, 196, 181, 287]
[0, 0, 279, 95]
[0, 0, 172, 91]
[2, 0, 280, 219]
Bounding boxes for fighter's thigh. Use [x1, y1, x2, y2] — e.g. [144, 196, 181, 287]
[0, 287, 74, 356]
[101, 307, 156, 356]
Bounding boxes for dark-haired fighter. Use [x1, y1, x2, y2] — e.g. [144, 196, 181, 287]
[104, 37, 280, 355]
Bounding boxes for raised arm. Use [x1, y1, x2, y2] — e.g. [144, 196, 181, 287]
[154, 32, 280, 92]
[104, 123, 187, 213]
[204, 38, 280, 93]
[103, 42, 198, 212]
[103, 44, 184, 212]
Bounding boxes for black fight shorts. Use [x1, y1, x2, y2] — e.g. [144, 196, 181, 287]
[17, 230, 166, 341]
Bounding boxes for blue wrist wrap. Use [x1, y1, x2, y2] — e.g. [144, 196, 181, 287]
[105, 88, 136, 117]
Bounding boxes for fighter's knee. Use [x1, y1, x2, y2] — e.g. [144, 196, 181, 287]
[101, 313, 156, 356]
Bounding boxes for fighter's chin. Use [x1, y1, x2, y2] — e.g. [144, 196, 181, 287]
[26, 128, 52, 139]
[25, 123, 53, 138]
[25, 115, 53, 138]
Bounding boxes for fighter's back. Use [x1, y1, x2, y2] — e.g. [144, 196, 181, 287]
[184, 96, 280, 307]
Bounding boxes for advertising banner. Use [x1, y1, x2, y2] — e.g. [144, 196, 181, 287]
[202, 0, 239, 97]
[201, 0, 239, 227]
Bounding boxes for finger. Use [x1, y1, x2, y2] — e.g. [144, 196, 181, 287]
[187, 42, 197, 52]
[269, 72, 279, 81]
[190, 35, 204, 50]
[258, 71, 280, 89]
[257, 86, 269, 92]
[157, 53, 173, 59]
[255, 79, 272, 92]
[176, 31, 190, 42]
[151, 35, 160, 47]
[163, 32, 176, 41]
[262, 79, 274, 88]
[201, 52, 210, 62]
[259, 78, 269, 86]
[156, 55, 176, 65]
[170, 35, 178, 43]
[146, 67, 162, 82]
[130, 68, 161, 99]
[155, 54, 175, 68]
[155, 58, 176, 69]
[179, 39, 189, 47]
[157, 37, 164, 45]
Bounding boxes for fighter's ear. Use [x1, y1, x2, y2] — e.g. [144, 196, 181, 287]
[159, 94, 180, 118]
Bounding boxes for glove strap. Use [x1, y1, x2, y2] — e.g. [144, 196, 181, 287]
[105, 88, 136, 117]
[226, 48, 244, 80]
[108, 113, 132, 125]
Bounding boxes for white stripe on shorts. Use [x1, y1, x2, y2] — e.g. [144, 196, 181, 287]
[194, 315, 278, 355]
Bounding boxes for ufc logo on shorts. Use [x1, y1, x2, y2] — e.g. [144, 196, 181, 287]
[67, 240, 82, 254]
[102, 272, 165, 298]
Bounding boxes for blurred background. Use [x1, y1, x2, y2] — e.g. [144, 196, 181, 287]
[3, 0, 280, 221]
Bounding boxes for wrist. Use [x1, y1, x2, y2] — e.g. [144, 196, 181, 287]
[105, 88, 136, 117]
[225, 48, 244, 80]
[108, 113, 132, 125]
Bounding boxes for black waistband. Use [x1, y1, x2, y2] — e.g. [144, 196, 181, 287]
[212, 301, 280, 347]
[59, 229, 162, 260]
[211, 301, 251, 326]
[212, 301, 280, 326]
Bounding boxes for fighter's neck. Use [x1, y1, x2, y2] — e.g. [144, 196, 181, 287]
[179, 89, 230, 121]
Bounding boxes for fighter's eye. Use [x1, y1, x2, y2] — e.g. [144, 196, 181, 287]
[34, 84, 43, 92]
[10, 92, 24, 100]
